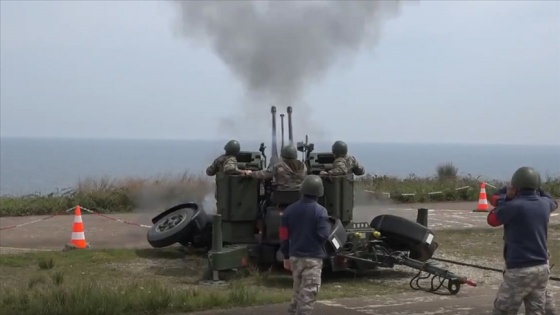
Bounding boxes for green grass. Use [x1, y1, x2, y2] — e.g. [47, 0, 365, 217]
[1, 163, 558, 216]
[2, 225, 558, 314]
[0, 248, 407, 315]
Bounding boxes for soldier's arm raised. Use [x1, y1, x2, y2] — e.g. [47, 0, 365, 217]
[223, 156, 243, 175]
[538, 188, 558, 212]
[328, 158, 348, 176]
[487, 203, 517, 227]
[351, 156, 365, 176]
[206, 158, 219, 176]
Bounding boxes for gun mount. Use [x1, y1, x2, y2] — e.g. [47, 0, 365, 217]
[146, 106, 477, 296]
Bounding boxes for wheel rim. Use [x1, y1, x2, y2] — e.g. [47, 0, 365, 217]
[155, 211, 188, 233]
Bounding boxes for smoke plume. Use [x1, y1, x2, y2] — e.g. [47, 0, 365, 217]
[171, 0, 405, 136]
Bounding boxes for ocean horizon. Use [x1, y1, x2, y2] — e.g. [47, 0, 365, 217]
[1, 137, 559, 196]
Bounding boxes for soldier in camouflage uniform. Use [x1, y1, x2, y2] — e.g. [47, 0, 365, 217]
[486, 166, 557, 315]
[320, 140, 365, 176]
[206, 140, 247, 177]
[244, 145, 307, 190]
[279, 175, 331, 315]
[206, 140, 249, 203]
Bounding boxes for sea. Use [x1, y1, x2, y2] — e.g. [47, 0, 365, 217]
[0, 137, 559, 197]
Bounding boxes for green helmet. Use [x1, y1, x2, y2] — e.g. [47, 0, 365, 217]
[332, 140, 348, 157]
[281, 145, 297, 159]
[224, 140, 240, 156]
[510, 166, 541, 190]
[300, 175, 324, 197]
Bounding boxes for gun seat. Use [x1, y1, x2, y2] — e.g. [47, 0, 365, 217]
[271, 190, 300, 207]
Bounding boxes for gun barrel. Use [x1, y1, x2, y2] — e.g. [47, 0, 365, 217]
[287, 106, 293, 145]
[270, 106, 279, 167]
[280, 114, 285, 148]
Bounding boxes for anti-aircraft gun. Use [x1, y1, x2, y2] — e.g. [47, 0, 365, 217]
[146, 106, 477, 295]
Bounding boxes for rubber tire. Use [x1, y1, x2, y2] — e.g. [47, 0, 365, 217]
[147, 207, 197, 248]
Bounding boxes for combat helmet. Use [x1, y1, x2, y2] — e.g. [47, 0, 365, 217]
[510, 166, 541, 190]
[281, 145, 297, 160]
[331, 140, 348, 157]
[224, 140, 240, 156]
[300, 175, 324, 197]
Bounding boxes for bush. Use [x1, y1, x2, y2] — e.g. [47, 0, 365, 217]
[435, 162, 459, 181]
[0, 172, 213, 216]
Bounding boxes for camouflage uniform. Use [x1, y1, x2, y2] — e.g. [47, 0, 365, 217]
[288, 258, 323, 315]
[250, 145, 307, 190]
[328, 155, 365, 176]
[206, 140, 244, 204]
[205, 154, 241, 176]
[250, 160, 307, 190]
[327, 140, 365, 176]
[493, 264, 550, 315]
[545, 289, 557, 315]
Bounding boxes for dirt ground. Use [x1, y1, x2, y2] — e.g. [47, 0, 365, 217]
[1, 201, 559, 251]
[182, 285, 560, 315]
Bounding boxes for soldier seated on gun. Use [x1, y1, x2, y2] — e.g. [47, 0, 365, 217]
[489, 182, 558, 315]
[320, 140, 365, 176]
[243, 144, 306, 190]
[243, 145, 307, 240]
[206, 139, 251, 177]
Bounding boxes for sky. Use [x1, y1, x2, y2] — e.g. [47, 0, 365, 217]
[0, 0, 559, 145]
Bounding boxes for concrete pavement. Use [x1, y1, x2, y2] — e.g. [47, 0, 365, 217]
[1, 201, 558, 250]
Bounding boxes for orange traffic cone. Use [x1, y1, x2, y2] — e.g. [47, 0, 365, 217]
[70, 205, 88, 248]
[472, 182, 489, 212]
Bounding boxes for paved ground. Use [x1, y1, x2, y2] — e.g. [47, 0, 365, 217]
[1, 201, 558, 250]
[181, 284, 560, 315]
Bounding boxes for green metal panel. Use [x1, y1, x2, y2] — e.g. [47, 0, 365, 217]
[318, 176, 354, 225]
[222, 222, 257, 244]
[340, 176, 354, 223]
[209, 245, 250, 271]
[215, 175, 259, 221]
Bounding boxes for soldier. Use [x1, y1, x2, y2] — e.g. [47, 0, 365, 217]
[205, 140, 248, 177]
[279, 175, 331, 315]
[320, 140, 365, 176]
[489, 184, 558, 315]
[244, 145, 307, 190]
[487, 166, 557, 315]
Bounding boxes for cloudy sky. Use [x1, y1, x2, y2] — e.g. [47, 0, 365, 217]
[1, 0, 559, 145]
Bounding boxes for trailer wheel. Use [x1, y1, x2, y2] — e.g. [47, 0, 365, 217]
[447, 279, 461, 295]
[147, 207, 197, 248]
